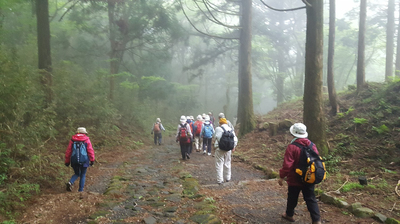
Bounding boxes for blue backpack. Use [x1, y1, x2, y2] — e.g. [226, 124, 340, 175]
[71, 141, 89, 165]
[203, 124, 214, 138]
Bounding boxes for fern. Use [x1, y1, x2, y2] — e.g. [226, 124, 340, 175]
[372, 125, 390, 135]
[353, 118, 368, 124]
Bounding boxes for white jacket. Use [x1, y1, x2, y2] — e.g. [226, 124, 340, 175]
[214, 124, 238, 149]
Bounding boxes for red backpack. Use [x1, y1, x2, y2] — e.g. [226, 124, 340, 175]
[179, 124, 189, 143]
[154, 123, 161, 133]
[194, 121, 202, 136]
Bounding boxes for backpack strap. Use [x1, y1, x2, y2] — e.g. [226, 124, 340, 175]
[292, 142, 320, 158]
[291, 142, 313, 151]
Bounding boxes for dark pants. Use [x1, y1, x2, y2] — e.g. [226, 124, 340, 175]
[180, 142, 189, 160]
[188, 138, 193, 154]
[286, 185, 321, 222]
[153, 132, 162, 145]
[203, 138, 212, 153]
[69, 164, 88, 192]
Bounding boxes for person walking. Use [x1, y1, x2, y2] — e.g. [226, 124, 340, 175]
[176, 115, 192, 160]
[218, 112, 234, 131]
[186, 116, 194, 156]
[200, 116, 214, 156]
[193, 115, 203, 152]
[65, 127, 95, 192]
[151, 118, 165, 145]
[214, 118, 238, 184]
[278, 123, 322, 224]
[208, 112, 215, 127]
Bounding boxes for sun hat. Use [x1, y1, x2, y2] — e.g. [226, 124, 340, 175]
[197, 115, 202, 120]
[180, 115, 187, 123]
[190, 116, 194, 120]
[204, 116, 210, 124]
[156, 118, 161, 122]
[77, 127, 87, 134]
[289, 123, 308, 138]
[208, 112, 212, 115]
[219, 118, 227, 125]
[186, 116, 191, 120]
[218, 113, 225, 118]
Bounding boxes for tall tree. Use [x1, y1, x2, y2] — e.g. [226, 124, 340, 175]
[327, 0, 339, 115]
[237, 0, 256, 136]
[36, 0, 52, 105]
[180, 0, 255, 136]
[385, 0, 395, 81]
[396, 0, 400, 77]
[303, 0, 328, 156]
[356, 0, 366, 91]
[396, 2, 400, 76]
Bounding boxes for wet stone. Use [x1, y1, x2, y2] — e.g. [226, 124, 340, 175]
[189, 214, 221, 224]
[164, 206, 178, 213]
[165, 194, 182, 202]
[144, 216, 157, 224]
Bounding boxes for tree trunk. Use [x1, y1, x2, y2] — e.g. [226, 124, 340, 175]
[357, 0, 366, 91]
[237, 0, 255, 136]
[385, 0, 395, 81]
[277, 52, 285, 104]
[328, 0, 339, 115]
[36, 0, 53, 105]
[108, 1, 117, 101]
[304, 0, 328, 156]
[396, 0, 400, 76]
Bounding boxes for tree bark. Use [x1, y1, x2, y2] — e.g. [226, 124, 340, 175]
[385, 0, 395, 81]
[396, 0, 400, 77]
[277, 51, 285, 104]
[237, 0, 255, 136]
[36, 0, 53, 105]
[327, 0, 339, 115]
[304, 0, 328, 156]
[357, 0, 366, 91]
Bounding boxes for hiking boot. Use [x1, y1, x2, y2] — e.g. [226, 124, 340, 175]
[207, 153, 211, 156]
[186, 153, 190, 159]
[66, 182, 72, 192]
[203, 150, 206, 154]
[226, 179, 230, 182]
[312, 221, 322, 224]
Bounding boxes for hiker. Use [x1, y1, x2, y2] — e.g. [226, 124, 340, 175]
[208, 112, 215, 127]
[218, 112, 234, 131]
[151, 118, 165, 145]
[176, 115, 192, 160]
[214, 118, 238, 184]
[278, 123, 322, 224]
[193, 115, 203, 152]
[64, 127, 95, 192]
[186, 116, 194, 155]
[200, 116, 214, 155]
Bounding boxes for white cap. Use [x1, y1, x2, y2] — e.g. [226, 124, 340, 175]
[77, 127, 87, 134]
[218, 113, 225, 118]
[290, 123, 308, 138]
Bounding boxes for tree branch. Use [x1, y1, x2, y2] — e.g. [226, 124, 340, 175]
[302, 0, 312, 7]
[204, 0, 240, 16]
[259, 0, 306, 12]
[179, 0, 238, 40]
[58, 0, 80, 22]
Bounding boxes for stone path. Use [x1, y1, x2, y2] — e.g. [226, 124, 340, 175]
[84, 139, 377, 224]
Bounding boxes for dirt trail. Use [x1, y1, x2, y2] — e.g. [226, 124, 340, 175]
[19, 137, 376, 223]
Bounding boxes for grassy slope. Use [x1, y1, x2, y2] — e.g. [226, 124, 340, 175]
[237, 81, 400, 219]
